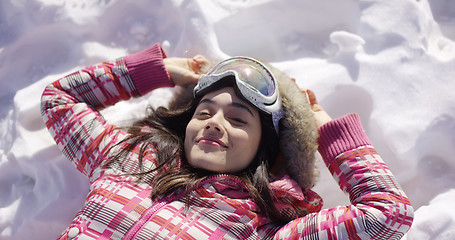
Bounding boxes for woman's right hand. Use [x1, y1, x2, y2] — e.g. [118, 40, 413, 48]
[164, 55, 210, 86]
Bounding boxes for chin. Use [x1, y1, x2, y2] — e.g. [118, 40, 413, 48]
[188, 157, 224, 173]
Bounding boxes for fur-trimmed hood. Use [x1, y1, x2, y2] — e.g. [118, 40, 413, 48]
[167, 61, 319, 191]
[268, 64, 319, 190]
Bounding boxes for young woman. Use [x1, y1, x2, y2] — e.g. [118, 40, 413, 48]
[41, 43, 413, 239]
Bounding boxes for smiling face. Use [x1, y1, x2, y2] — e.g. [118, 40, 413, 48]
[184, 87, 262, 173]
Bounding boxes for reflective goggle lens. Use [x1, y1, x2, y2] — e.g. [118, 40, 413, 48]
[208, 58, 275, 97]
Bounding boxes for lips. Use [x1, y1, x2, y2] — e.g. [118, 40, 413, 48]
[197, 136, 228, 148]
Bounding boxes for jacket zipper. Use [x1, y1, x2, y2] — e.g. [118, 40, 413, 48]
[121, 198, 169, 240]
[122, 174, 247, 239]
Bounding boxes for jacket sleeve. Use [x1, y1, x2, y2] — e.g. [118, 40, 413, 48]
[273, 114, 414, 240]
[40, 43, 173, 179]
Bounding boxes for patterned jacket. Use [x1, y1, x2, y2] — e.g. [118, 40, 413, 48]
[41, 43, 413, 239]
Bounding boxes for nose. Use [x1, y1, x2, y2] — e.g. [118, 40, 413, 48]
[205, 123, 221, 132]
[205, 112, 225, 133]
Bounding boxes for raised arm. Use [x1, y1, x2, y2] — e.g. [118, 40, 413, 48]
[40, 44, 173, 179]
[273, 90, 414, 239]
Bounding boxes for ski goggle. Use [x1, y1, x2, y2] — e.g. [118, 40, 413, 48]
[194, 56, 283, 134]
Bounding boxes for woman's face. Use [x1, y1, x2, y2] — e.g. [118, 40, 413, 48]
[184, 87, 262, 173]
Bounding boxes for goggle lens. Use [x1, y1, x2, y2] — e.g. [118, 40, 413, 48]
[208, 58, 275, 96]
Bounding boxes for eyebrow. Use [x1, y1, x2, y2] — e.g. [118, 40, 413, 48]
[199, 99, 255, 117]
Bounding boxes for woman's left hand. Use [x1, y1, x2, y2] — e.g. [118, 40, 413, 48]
[305, 89, 332, 127]
[291, 78, 332, 127]
[164, 55, 210, 86]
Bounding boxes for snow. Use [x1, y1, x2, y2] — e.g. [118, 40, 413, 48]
[1, 0, 454, 239]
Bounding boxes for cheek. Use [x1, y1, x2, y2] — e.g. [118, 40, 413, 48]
[184, 120, 196, 149]
[250, 128, 262, 152]
[235, 126, 262, 154]
[184, 119, 202, 161]
[248, 121, 262, 149]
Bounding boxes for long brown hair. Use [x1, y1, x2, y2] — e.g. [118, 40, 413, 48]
[106, 81, 300, 223]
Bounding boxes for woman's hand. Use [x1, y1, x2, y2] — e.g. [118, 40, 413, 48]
[164, 55, 210, 86]
[291, 78, 332, 127]
[305, 89, 332, 127]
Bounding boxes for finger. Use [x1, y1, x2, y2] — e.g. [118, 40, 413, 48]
[189, 55, 210, 74]
[306, 89, 325, 112]
[306, 89, 318, 106]
[193, 55, 206, 62]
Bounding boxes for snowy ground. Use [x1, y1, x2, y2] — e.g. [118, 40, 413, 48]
[1, 0, 455, 239]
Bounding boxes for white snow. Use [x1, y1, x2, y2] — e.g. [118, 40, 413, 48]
[1, 0, 454, 239]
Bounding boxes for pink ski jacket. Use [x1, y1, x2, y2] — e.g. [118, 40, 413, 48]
[41, 43, 413, 239]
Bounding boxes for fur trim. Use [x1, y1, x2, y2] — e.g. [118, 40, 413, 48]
[266, 65, 319, 190]
[167, 62, 319, 191]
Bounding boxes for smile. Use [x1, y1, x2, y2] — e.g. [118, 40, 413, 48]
[197, 136, 228, 148]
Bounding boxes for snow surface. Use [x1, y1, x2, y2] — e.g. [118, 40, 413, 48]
[1, 0, 455, 239]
